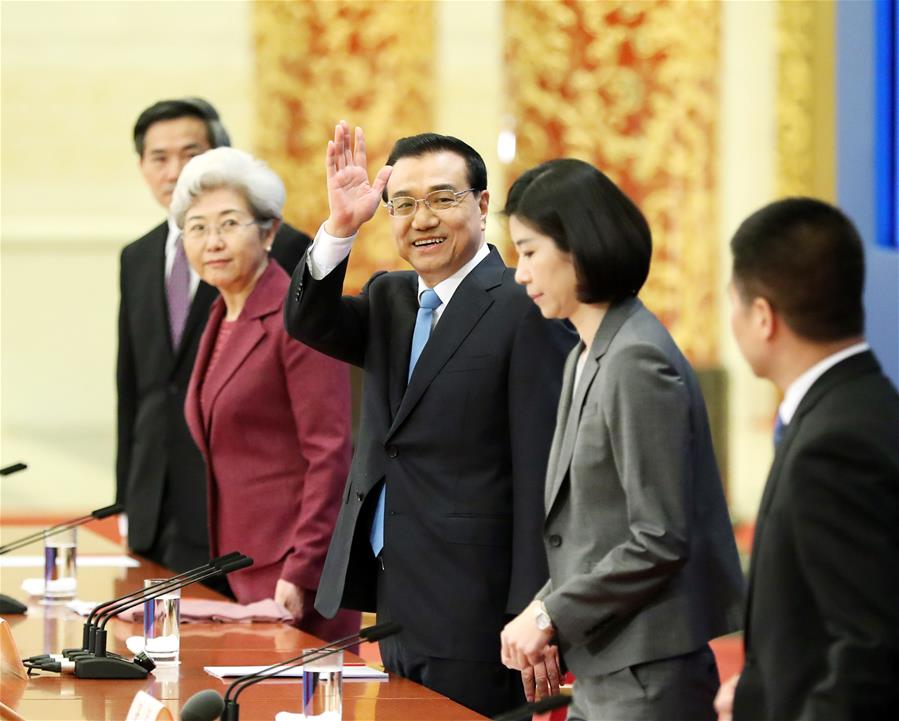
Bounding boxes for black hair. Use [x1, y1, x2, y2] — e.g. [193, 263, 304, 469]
[503, 158, 651, 304]
[133, 97, 231, 156]
[730, 197, 865, 341]
[382, 133, 487, 202]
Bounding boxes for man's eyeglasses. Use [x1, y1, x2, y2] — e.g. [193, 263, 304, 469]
[385, 189, 476, 217]
[183, 217, 260, 242]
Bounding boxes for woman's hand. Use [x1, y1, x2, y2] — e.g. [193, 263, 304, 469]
[519, 645, 562, 702]
[274, 578, 305, 621]
[501, 600, 555, 670]
[714, 673, 739, 721]
[324, 121, 393, 238]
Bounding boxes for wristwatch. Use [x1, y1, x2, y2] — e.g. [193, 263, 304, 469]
[533, 600, 553, 631]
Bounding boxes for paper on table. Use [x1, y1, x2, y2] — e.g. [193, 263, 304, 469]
[204, 665, 387, 681]
[1, 555, 139, 568]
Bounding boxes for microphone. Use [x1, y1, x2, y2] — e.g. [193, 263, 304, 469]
[0, 503, 122, 555]
[51, 552, 243, 660]
[89, 555, 253, 653]
[0, 502, 121, 616]
[492, 694, 572, 721]
[180, 622, 402, 721]
[0, 462, 29, 612]
[24, 555, 253, 679]
[180, 689, 225, 721]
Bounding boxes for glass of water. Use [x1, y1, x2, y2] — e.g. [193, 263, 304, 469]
[143, 578, 181, 664]
[302, 648, 343, 720]
[43, 527, 77, 602]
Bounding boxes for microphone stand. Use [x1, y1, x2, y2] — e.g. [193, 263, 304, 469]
[0, 503, 122, 555]
[0, 503, 122, 615]
[46, 552, 243, 662]
[220, 622, 402, 721]
[23, 555, 253, 679]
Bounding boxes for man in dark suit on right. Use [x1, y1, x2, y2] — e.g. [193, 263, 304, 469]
[117, 98, 309, 576]
[285, 122, 574, 718]
[715, 197, 899, 721]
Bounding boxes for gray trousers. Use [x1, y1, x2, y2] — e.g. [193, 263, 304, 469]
[568, 644, 720, 721]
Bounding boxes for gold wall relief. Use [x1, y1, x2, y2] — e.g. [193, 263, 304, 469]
[775, 0, 835, 201]
[504, 0, 721, 366]
[253, 0, 435, 293]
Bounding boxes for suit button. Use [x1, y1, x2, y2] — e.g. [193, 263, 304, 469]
[356, 492, 364, 502]
[548, 534, 562, 548]
[386, 445, 398, 459]
[168, 383, 179, 396]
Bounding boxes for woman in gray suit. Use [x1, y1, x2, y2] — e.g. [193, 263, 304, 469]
[500, 159, 744, 720]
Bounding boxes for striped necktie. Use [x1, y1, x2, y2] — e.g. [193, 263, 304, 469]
[166, 234, 191, 349]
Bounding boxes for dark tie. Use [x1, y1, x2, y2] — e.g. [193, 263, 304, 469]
[773, 413, 787, 448]
[370, 288, 443, 556]
[166, 234, 191, 349]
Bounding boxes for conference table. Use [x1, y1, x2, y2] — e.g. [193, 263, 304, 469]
[0, 525, 486, 720]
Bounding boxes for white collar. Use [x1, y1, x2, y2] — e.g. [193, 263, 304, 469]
[779, 341, 870, 424]
[416, 242, 490, 305]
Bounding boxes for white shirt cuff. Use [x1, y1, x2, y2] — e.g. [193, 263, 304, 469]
[306, 222, 357, 280]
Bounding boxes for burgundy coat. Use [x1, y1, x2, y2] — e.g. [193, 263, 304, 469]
[185, 261, 352, 605]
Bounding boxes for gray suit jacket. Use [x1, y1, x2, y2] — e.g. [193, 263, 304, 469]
[537, 297, 744, 678]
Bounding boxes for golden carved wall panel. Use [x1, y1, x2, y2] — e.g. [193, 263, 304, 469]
[504, 0, 721, 365]
[775, 0, 835, 200]
[253, 0, 434, 292]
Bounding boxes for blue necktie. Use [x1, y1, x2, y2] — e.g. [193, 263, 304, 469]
[773, 412, 787, 448]
[370, 289, 443, 557]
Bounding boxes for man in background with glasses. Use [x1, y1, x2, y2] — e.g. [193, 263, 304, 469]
[285, 122, 574, 717]
[116, 98, 310, 580]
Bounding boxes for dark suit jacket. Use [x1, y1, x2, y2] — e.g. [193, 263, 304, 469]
[734, 351, 899, 721]
[116, 219, 309, 569]
[537, 298, 744, 679]
[184, 261, 351, 604]
[285, 246, 575, 662]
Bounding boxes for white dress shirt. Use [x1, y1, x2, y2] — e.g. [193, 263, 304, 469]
[778, 341, 870, 424]
[306, 222, 490, 326]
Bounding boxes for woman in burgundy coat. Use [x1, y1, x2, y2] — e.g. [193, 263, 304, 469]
[172, 147, 359, 640]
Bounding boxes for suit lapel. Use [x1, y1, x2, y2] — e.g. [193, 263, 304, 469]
[545, 297, 642, 513]
[198, 262, 284, 434]
[387, 251, 504, 439]
[748, 351, 880, 579]
[387, 274, 419, 420]
[201, 318, 266, 434]
[142, 223, 176, 361]
[544, 346, 580, 509]
[175, 281, 218, 367]
[743, 350, 879, 641]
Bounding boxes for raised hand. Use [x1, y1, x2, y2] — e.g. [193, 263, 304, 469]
[324, 121, 393, 238]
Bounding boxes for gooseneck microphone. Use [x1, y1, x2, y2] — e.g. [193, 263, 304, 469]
[23, 554, 253, 679]
[492, 694, 572, 721]
[0, 462, 27, 476]
[180, 689, 226, 721]
[58, 552, 244, 660]
[0, 502, 122, 615]
[180, 622, 403, 721]
[0, 503, 123, 555]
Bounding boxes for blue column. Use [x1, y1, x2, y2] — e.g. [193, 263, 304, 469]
[837, 0, 899, 385]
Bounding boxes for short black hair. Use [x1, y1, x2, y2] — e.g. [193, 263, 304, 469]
[382, 133, 487, 202]
[730, 197, 865, 341]
[133, 98, 231, 157]
[503, 158, 651, 304]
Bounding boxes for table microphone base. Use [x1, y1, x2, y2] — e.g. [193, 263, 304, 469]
[0, 594, 27, 615]
[74, 655, 152, 679]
